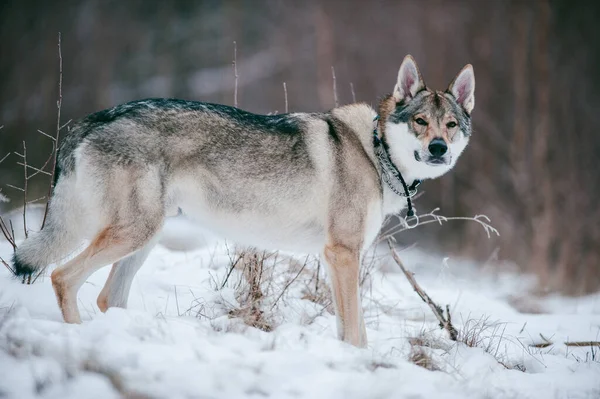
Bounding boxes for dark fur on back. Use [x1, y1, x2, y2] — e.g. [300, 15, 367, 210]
[57, 99, 319, 181]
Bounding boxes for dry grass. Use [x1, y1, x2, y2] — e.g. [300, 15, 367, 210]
[216, 245, 331, 332]
[409, 345, 440, 371]
[225, 247, 274, 332]
[457, 315, 527, 371]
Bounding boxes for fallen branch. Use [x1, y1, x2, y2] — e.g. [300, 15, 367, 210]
[565, 341, 600, 347]
[530, 340, 600, 348]
[387, 238, 458, 341]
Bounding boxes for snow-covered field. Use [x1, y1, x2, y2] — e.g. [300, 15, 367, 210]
[1, 218, 599, 399]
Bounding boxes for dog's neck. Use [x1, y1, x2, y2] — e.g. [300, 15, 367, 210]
[372, 115, 420, 218]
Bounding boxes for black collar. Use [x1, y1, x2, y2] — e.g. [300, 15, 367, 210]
[372, 115, 421, 222]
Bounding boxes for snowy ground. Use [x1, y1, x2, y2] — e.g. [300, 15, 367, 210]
[1, 217, 599, 399]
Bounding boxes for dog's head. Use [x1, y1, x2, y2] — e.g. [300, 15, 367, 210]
[379, 55, 475, 180]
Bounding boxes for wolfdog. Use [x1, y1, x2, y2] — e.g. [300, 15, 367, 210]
[12, 55, 474, 347]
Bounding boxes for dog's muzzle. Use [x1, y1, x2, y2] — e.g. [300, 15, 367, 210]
[414, 138, 451, 166]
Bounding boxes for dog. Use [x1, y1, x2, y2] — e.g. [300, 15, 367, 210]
[12, 55, 474, 347]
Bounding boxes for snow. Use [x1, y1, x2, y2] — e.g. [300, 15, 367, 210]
[1, 218, 599, 399]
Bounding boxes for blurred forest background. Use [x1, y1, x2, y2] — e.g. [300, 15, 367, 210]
[0, 0, 598, 294]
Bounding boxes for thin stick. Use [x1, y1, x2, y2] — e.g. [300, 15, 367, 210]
[387, 238, 458, 340]
[233, 41, 238, 108]
[331, 66, 339, 107]
[27, 196, 47, 204]
[564, 341, 600, 347]
[350, 82, 356, 103]
[315, 258, 321, 294]
[5, 184, 24, 192]
[17, 162, 52, 177]
[0, 255, 15, 274]
[41, 32, 63, 230]
[9, 220, 15, 249]
[0, 216, 17, 250]
[21, 141, 28, 239]
[283, 82, 288, 113]
[0, 152, 9, 165]
[270, 255, 309, 310]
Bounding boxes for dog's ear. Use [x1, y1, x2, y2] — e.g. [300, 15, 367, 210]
[448, 64, 475, 114]
[393, 55, 425, 104]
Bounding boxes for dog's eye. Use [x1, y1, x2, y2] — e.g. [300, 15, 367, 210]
[415, 118, 428, 126]
[447, 121, 457, 128]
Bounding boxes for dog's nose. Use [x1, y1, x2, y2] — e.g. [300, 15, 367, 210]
[428, 138, 448, 157]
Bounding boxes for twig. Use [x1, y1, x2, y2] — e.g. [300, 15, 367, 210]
[283, 82, 288, 113]
[0, 152, 9, 165]
[0, 216, 17, 250]
[331, 66, 339, 107]
[387, 238, 458, 340]
[0, 255, 15, 275]
[9, 220, 15, 249]
[37, 129, 57, 141]
[17, 162, 52, 177]
[6, 184, 24, 192]
[350, 82, 356, 103]
[21, 142, 28, 238]
[41, 32, 63, 231]
[564, 341, 600, 347]
[26, 130, 57, 180]
[270, 255, 309, 310]
[221, 244, 243, 289]
[232, 41, 238, 108]
[379, 208, 500, 242]
[27, 196, 47, 204]
[315, 258, 321, 294]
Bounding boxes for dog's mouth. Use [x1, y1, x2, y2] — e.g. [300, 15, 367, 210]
[414, 151, 450, 166]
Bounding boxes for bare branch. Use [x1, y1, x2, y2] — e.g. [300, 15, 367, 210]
[270, 255, 309, 310]
[379, 208, 500, 242]
[37, 129, 57, 141]
[17, 162, 52, 177]
[33, 130, 59, 179]
[350, 82, 356, 103]
[21, 141, 28, 238]
[283, 82, 288, 113]
[0, 216, 17, 250]
[41, 32, 63, 231]
[387, 238, 458, 341]
[331, 66, 339, 107]
[0, 255, 15, 275]
[6, 184, 24, 192]
[0, 152, 10, 165]
[232, 41, 238, 108]
[59, 119, 72, 131]
[27, 195, 47, 204]
[564, 341, 600, 347]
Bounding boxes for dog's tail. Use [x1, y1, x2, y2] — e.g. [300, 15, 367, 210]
[12, 170, 82, 280]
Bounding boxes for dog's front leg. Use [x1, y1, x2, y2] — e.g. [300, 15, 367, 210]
[323, 243, 366, 348]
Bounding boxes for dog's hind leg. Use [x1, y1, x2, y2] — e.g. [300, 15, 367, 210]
[97, 234, 159, 312]
[51, 221, 162, 323]
[50, 163, 165, 323]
